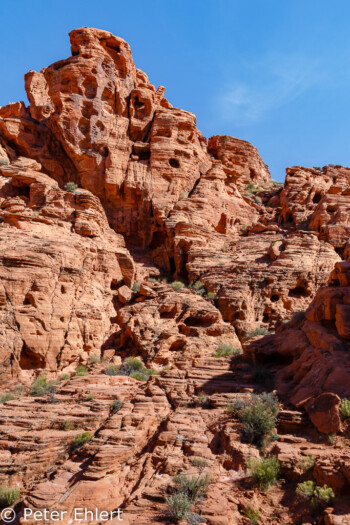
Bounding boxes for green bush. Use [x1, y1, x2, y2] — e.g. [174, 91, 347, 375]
[248, 456, 279, 489]
[179, 191, 189, 199]
[255, 196, 262, 204]
[165, 492, 192, 523]
[215, 344, 242, 358]
[298, 455, 316, 472]
[206, 292, 217, 300]
[60, 373, 70, 381]
[246, 328, 269, 338]
[296, 481, 334, 509]
[193, 392, 208, 407]
[105, 364, 118, 376]
[231, 393, 279, 448]
[0, 485, 21, 507]
[244, 507, 260, 525]
[75, 365, 88, 377]
[31, 377, 57, 397]
[64, 181, 78, 193]
[60, 421, 75, 431]
[173, 472, 211, 502]
[86, 392, 94, 401]
[130, 371, 148, 381]
[90, 354, 101, 364]
[313, 166, 321, 171]
[71, 431, 93, 451]
[340, 398, 350, 418]
[118, 357, 155, 381]
[132, 282, 141, 292]
[171, 281, 185, 290]
[0, 393, 15, 403]
[111, 399, 123, 414]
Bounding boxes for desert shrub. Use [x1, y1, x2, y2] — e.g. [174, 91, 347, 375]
[111, 399, 123, 414]
[165, 492, 192, 523]
[215, 344, 242, 358]
[148, 277, 161, 283]
[60, 421, 75, 431]
[248, 456, 279, 489]
[0, 485, 21, 506]
[60, 373, 70, 380]
[193, 392, 208, 407]
[31, 377, 56, 397]
[105, 364, 118, 376]
[246, 183, 256, 191]
[233, 393, 279, 448]
[206, 292, 217, 300]
[71, 431, 93, 451]
[255, 196, 262, 204]
[252, 366, 274, 388]
[171, 281, 185, 290]
[327, 433, 337, 445]
[90, 354, 101, 364]
[118, 357, 155, 381]
[86, 392, 94, 401]
[227, 397, 249, 416]
[244, 507, 260, 525]
[64, 181, 78, 193]
[340, 398, 350, 418]
[179, 191, 189, 199]
[0, 393, 15, 403]
[246, 327, 269, 338]
[132, 282, 141, 292]
[75, 365, 88, 377]
[173, 472, 211, 502]
[298, 455, 316, 472]
[296, 481, 334, 509]
[0, 159, 9, 166]
[313, 166, 321, 171]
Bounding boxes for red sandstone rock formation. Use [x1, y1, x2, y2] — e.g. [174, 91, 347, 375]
[0, 26, 349, 525]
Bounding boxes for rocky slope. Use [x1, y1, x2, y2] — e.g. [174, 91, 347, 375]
[0, 27, 349, 525]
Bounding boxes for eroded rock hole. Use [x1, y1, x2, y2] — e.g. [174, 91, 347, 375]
[169, 158, 180, 168]
[288, 286, 309, 298]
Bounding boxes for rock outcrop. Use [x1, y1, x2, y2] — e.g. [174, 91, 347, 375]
[0, 26, 349, 525]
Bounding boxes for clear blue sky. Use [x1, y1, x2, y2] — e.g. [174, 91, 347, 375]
[1, 0, 350, 181]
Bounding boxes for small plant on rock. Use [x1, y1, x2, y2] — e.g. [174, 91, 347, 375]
[71, 431, 93, 451]
[298, 455, 316, 472]
[31, 377, 57, 397]
[60, 421, 75, 431]
[296, 481, 334, 509]
[246, 327, 269, 338]
[90, 354, 101, 364]
[165, 492, 192, 523]
[340, 398, 350, 418]
[243, 506, 260, 525]
[111, 399, 123, 414]
[64, 181, 78, 193]
[105, 364, 118, 376]
[75, 365, 88, 377]
[132, 282, 141, 292]
[0, 485, 21, 507]
[118, 357, 155, 381]
[0, 393, 15, 403]
[171, 281, 185, 290]
[215, 344, 242, 358]
[60, 373, 70, 381]
[248, 456, 279, 489]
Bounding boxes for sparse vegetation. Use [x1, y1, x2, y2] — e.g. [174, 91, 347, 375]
[327, 433, 337, 445]
[60, 421, 75, 431]
[60, 373, 70, 380]
[296, 481, 334, 509]
[206, 292, 217, 300]
[165, 492, 193, 523]
[248, 456, 279, 489]
[86, 392, 94, 401]
[64, 181, 78, 193]
[90, 354, 101, 364]
[111, 399, 123, 414]
[214, 344, 242, 358]
[246, 327, 269, 338]
[118, 357, 156, 381]
[243, 506, 260, 525]
[165, 471, 211, 523]
[0, 393, 15, 403]
[179, 191, 189, 199]
[340, 398, 350, 418]
[0, 159, 9, 166]
[171, 281, 185, 290]
[0, 485, 21, 507]
[298, 455, 316, 472]
[105, 364, 118, 376]
[255, 196, 262, 204]
[313, 166, 321, 171]
[31, 377, 57, 397]
[193, 392, 209, 407]
[75, 365, 88, 377]
[71, 431, 93, 451]
[132, 282, 141, 292]
[229, 393, 279, 448]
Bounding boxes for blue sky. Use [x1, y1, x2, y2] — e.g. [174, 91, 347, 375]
[1, 0, 350, 181]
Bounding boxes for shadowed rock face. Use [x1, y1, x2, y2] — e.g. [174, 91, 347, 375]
[0, 26, 350, 525]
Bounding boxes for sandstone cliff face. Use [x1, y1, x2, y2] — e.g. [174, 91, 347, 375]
[0, 26, 349, 525]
